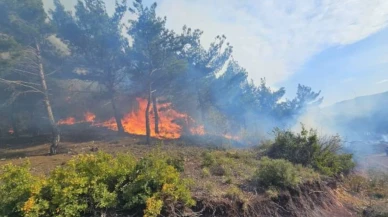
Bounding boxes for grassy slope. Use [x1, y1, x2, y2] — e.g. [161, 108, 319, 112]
[0, 134, 376, 216]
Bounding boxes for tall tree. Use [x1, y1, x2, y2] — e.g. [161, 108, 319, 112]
[51, 0, 129, 134]
[177, 35, 232, 129]
[128, 0, 199, 144]
[211, 60, 251, 131]
[0, 0, 61, 154]
[286, 84, 323, 118]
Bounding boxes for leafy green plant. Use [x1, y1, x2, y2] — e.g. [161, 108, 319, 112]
[0, 162, 43, 217]
[267, 127, 355, 176]
[0, 151, 194, 217]
[35, 152, 136, 217]
[254, 157, 301, 189]
[224, 185, 244, 201]
[121, 152, 195, 216]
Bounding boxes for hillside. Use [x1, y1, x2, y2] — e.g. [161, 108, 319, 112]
[1, 128, 387, 217]
[322, 91, 388, 140]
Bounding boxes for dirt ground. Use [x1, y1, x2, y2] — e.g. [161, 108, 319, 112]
[0, 133, 204, 175]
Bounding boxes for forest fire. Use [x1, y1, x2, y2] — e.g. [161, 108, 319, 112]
[190, 125, 205, 135]
[99, 98, 188, 139]
[57, 117, 76, 125]
[84, 112, 96, 123]
[57, 98, 206, 139]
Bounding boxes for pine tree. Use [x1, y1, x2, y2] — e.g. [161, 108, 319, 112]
[51, 0, 129, 135]
[0, 0, 61, 154]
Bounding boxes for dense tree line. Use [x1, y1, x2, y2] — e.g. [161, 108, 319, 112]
[0, 0, 322, 154]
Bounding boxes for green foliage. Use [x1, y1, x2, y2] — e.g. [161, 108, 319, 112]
[0, 151, 194, 217]
[0, 162, 41, 217]
[267, 127, 355, 176]
[34, 152, 136, 217]
[201, 150, 258, 178]
[254, 157, 302, 189]
[224, 185, 245, 202]
[166, 155, 185, 172]
[121, 151, 195, 216]
[201, 151, 216, 168]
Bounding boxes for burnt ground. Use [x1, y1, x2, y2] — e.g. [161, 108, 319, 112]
[0, 128, 377, 217]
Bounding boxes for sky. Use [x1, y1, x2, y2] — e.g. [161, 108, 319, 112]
[43, 0, 388, 106]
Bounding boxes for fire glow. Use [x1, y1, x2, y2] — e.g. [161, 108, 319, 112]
[57, 98, 204, 139]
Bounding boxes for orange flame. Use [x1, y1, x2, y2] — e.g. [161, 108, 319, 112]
[190, 125, 205, 135]
[57, 117, 76, 125]
[57, 98, 240, 141]
[223, 134, 240, 140]
[84, 112, 96, 123]
[100, 98, 186, 139]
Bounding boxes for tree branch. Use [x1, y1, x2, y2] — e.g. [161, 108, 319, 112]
[0, 78, 44, 94]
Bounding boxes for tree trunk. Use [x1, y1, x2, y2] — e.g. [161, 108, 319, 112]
[152, 95, 159, 134]
[197, 91, 207, 126]
[145, 84, 152, 145]
[110, 97, 125, 135]
[29, 108, 39, 136]
[11, 104, 19, 138]
[35, 40, 60, 155]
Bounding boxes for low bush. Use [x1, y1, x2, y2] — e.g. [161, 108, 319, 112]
[345, 174, 368, 193]
[0, 151, 194, 217]
[121, 152, 195, 216]
[254, 157, 301, 189]
[267, 127, 355, 176]
[200, 150, 258, 178]
[33, 152, 136, 217]
[0, 162, 43, 217]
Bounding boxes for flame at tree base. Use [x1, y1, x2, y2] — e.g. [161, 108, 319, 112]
[57, 98, 240, 140]
[57, 98, 207, 139]
[99, 98, 186, 139]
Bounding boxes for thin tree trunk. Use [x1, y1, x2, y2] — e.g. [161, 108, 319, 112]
[11, 104, 19, 138]
[29, 108, 39, 136]
[35, 40, 60, 155]
[152, 95, 159, 134]
[145, 84, 152, 145]
[197, 91, 207, 125]
[110, 97, 125, 135]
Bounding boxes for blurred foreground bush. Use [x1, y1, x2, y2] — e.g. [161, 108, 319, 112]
[0, 152, 194, 217]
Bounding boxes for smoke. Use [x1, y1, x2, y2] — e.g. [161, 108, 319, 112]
[383, 135, 388, 142]
[293, 91, 388, 156]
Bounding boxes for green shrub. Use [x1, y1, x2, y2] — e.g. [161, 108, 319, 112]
[0, 162, 44, 217]
[34, 152, 136, 217]
[201, 151, 216, 167]
[201, 167, 211, 178]
[0, 151, 194, 217]
[224, 185, 244, 201]
[254, 157, 301, 189]
[166, 155, 185, 172]
[267, 127, 355, 176]
[121, 152, 195, 216]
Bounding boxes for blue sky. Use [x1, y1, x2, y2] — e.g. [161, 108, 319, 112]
[281, 27, 388, 106]
[43, 0, 388, 106]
